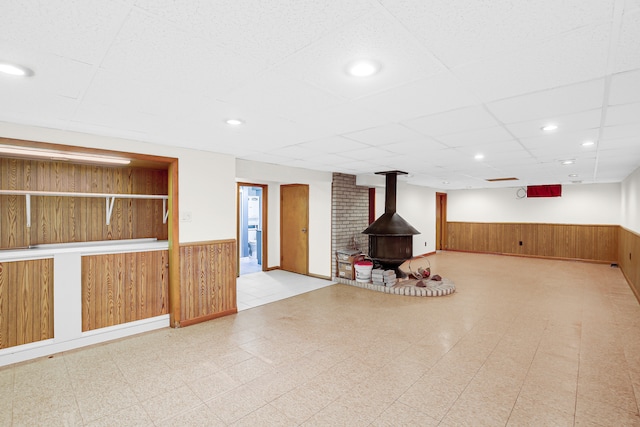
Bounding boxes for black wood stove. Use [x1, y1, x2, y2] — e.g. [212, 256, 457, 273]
[362, 171, 419, 273]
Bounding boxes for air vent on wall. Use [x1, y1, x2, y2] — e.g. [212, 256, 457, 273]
[485, 177, 519, 182]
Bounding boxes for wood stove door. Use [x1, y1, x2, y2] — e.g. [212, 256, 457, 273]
[280, 184, 309, 275]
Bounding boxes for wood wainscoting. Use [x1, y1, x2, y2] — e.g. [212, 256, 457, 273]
[179, 240, 237, 327]
[447, 222, 618, 263]
[81, 250, 169, 331]
[619, 227, 640, 302]
[0, 258, 54, 349]
[0, 158, 168, 249]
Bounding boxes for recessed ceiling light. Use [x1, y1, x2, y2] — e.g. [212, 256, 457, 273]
[442, 181, 450, 184]
[581, 141, 595, 147]
[346, 60, 381, 77]
[0, 61, 34, 77]
[561, 159, 575, 165]
[225, 119, 244, 126]
[474, 153, 484, 160]
[541, 124, 558, 132]
[568, 174, 579, 177]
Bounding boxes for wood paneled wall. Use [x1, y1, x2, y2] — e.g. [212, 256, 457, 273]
[447, 222, 618, 263]
[619, 227, 640, 301]
[0, 158, 168, 249]
[0, 258, 53, 348]
[81, 250, 169, 331]
[180, 240, 237, 326]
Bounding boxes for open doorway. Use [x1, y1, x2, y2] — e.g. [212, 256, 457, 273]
[237, 183, 267, 275]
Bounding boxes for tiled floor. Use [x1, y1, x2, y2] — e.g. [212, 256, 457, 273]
[237, 270, 335, 311]
[239, 256, 262, 275]
[2, 251, 640, 426]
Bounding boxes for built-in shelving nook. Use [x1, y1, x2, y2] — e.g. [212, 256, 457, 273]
[0, 138, 183, 366]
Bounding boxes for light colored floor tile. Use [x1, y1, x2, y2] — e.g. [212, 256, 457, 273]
[205, 384, 268, 424]
[4, 253, 640, 426]
[85, 404, 153, 427]
[140, 384, 202, 424]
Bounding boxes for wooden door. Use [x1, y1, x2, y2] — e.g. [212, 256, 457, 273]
[436, 192, 447, 250]
[280, 184, 309, 274]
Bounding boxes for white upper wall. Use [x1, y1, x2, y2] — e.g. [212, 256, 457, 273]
[621, 166, 640, 234]
[447, 183, 621, 225]
[236, 159, 333, 277]
[0, 122, 237, 242]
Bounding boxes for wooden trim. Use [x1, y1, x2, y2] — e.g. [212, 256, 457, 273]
[308, 273, 332, 281]
[180, 239, 236, 247]
[180, 308, 238, 327]
[414, 251, 437, 257]
[618, 226, 640, 304]
[266, 266, 281, 271]
[168, 159, 180, 328]
[368, 188, 376, 224]
[448, 221, 620, 227]
[620, 267, 640, 304]
[446, 248, 614, 264]
[0, 137, 175, 168]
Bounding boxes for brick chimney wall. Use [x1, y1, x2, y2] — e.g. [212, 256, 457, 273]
[331, 173, 370, 278]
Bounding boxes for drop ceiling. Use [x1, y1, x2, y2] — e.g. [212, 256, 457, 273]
[1, 0, 639, 189]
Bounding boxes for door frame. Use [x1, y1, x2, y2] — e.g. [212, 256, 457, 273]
[236, 182, 268, 276]
[436, 192, 447, 250]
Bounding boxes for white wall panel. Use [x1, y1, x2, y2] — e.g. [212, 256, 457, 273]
[447, 183, 621, 225]
[621, 166, 640, 233]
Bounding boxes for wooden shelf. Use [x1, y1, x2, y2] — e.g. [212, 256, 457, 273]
[0, 189, 169, 227]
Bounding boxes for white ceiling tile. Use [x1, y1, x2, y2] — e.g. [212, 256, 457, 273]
[293, 103, 390, 136]
[437, 127, 516, 148]
[609, 69, 640, 105]
[487, 79, 606, 124]
[599, 136, 640, 150]
[298, 136, 370, 153]
[353, 72, 478, 121]
[378, 0, 615, 68]
[342, 124, 424, 146]
[0, 41, 95, 100]
[340, 146, 399, 162]
[101, 10, 261, 98]
[275, 9, 445, 100]
[134, 0, 374, 69]
[614, 9, 640, 72]
[506, 109, 602, 139]
[605, 103, 640, 126]
[379, 138, 448, 155]
[0, 0, 130, 64]
[452, 23, 611, 102]
[454, 140, 526, 157]
[402, 106, 503, 137]
[626, 0, 640, 12]
[219, 73, 344, 121]
[519, 129, 600, 151]
[602, 123, 640, 140]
